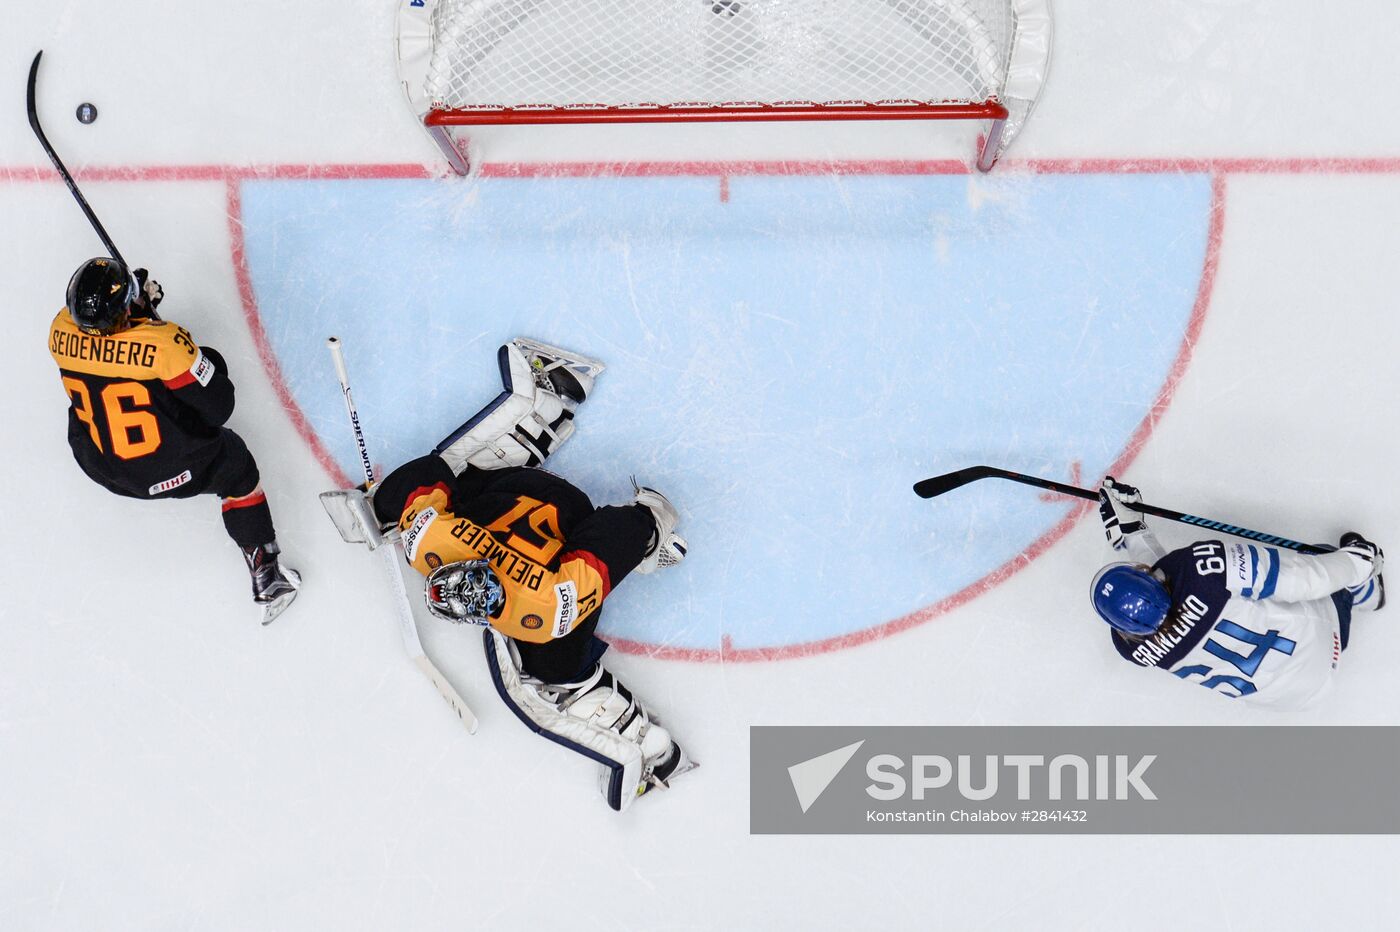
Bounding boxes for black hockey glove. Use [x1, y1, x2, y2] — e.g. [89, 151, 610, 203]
[131, 268, 164, 315]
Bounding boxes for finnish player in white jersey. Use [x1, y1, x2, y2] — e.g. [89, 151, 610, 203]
[1091, 478, 1385, 708]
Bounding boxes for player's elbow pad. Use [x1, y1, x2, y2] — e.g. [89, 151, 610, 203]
[200, 345, 229, 377]
[173, 376, 235, 427]
[201, 380, 237, 426]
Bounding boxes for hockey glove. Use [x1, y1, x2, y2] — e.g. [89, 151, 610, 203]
[1098, 476, 1146, 551]
[1102, 476, 1141, 505]
[1339, 532, 1384, 580]
[132, 268, 164, 315]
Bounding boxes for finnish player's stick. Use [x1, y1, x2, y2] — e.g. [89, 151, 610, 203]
[26, 51, 158, 319]
[914, 465, 1328, 555]
[327, 336, 479, 733]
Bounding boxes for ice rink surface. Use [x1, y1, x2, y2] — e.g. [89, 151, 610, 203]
[4, 2, 1400, 929]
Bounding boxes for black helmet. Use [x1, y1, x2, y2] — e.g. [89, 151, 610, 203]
[66, 257, 134, 334]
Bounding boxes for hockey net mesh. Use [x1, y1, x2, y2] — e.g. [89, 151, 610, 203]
[425, 0, 1016, 113]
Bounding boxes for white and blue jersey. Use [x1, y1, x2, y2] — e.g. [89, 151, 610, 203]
[1109, 529, 1372, 709]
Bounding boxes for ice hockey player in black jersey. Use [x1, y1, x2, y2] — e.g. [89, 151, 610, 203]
[48, 257, 299, 623]
[323, 338, 693, 810]
[1092, 476, 1384, 708]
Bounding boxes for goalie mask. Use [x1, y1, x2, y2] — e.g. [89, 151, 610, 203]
[425, 560, 505, 624]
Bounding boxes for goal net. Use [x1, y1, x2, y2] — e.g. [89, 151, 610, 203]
[396, 0, 1051, 172]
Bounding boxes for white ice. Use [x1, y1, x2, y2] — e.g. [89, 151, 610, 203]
[3, 2, 1400, 929]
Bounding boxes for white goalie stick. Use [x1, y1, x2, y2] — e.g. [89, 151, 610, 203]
[326, 336, 478, 733]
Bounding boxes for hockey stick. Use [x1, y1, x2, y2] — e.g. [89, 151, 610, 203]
[913, 465, 1328, 555]
[26, 51, 157, 319]
[327, 336, 479, 733]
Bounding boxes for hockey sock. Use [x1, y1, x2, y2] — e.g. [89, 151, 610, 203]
[517, 629, 609, 684]
[222, 486, 276, 549]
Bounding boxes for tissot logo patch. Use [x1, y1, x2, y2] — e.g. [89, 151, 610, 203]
[403, 506, 437, 561]
[552, 581, 578, 637]
[190, 351, 215, 386]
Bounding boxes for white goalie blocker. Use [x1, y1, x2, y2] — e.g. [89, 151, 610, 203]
[320, 338, 604, 549]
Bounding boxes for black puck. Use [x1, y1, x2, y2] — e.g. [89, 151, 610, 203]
[75, 102, 98, 124]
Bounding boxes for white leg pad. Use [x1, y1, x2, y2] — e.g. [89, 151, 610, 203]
[435, 340, 604, 473]
[484, 631, 642, 810]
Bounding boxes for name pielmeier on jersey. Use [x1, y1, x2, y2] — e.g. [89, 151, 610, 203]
[1091, 476, 1384, 709]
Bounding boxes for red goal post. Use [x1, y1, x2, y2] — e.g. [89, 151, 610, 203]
[396, 0, 1052, 174]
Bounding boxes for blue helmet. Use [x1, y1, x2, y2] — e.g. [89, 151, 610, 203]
[1090, 563, 1171, 635]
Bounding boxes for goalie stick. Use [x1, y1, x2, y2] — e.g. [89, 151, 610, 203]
[327, 336, 478, 733]
[26, 51, 157, 320]
[913, 465, 1328, 555]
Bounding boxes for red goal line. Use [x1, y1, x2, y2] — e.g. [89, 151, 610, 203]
[5, 154, 1400, 185]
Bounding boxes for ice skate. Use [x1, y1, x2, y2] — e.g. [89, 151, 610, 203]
[632, 482, 688, 574]
[242, 542, 302, 625]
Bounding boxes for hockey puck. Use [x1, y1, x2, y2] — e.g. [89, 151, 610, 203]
[75, 102, 98, 124]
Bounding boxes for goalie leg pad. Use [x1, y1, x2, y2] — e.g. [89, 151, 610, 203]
[483, 630, 675, 812]
[435, 340, 604, 474]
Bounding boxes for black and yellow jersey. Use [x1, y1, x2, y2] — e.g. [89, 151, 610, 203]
[372, 456, 657, 645]
[49, 308, 235, 495]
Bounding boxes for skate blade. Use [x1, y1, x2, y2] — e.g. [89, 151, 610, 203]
[656, 758, 699, 788]
[260, 569, 302, 626]
[512, 337, 606, 378]
[646, 751, 699, 792]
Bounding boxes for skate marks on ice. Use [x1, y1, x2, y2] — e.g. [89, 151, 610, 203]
[235, 171, 1215, 658]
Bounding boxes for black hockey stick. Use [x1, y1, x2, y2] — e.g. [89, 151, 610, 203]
[913, 465, 1328, 555]
[27, 51, 127, 264]
[26, 51, 158, 318]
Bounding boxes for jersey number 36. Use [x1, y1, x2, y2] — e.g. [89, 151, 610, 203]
[62, 377, 162, 460]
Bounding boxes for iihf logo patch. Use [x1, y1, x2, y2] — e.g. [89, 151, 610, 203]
[148, 470, 192, 496]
